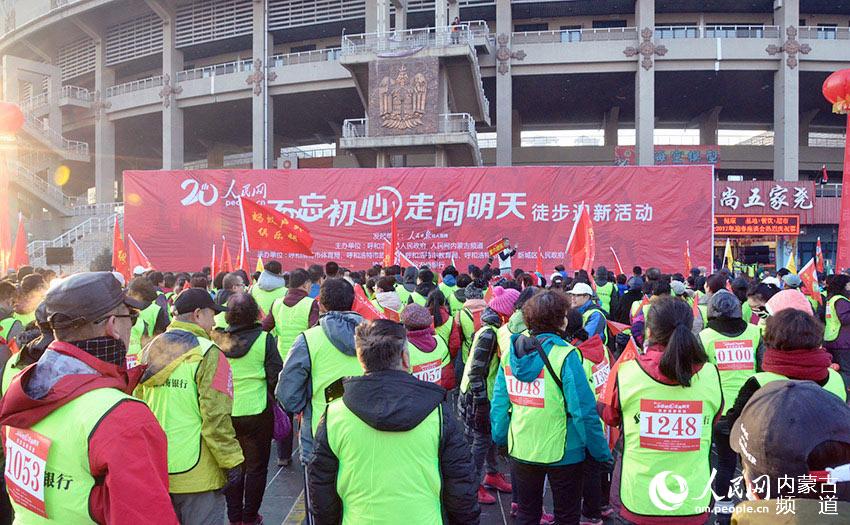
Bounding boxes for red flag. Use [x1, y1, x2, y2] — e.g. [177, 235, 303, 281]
[352, 284, 387, 321]
[799, 258, 823, 306]
[601, 335, 639, 449]
[384, 308, 400, 323]
[210, 242, 218, 279]
[484, 284, 494, 303]
[822, 164, 829, 184]
[112, 216, 130, 281]
[610, 246, 624, 276]
[606, 320, 630, 337]
[566, 203, 595, 272]
[684, 240, 692, 274]
[383, 206, 398, 267]
[126, 234, 152, 271]
[240, 197, 314, 256]
[8, 213, 28, 271]
[219, 237, 234, 273]
[238, 232, 251, 280]
[536, 246, 543, 275]
[816, 237, 825, 274]
[692, 292, 701, 321]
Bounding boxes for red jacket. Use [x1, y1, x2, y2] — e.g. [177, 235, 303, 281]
[0, 342, 177, 525]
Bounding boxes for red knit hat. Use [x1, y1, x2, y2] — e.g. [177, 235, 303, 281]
[488, 286, 520, 317]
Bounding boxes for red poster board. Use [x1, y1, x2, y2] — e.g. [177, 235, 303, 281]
[714, 215, 800, 236]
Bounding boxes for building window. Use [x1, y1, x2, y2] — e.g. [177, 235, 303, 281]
[290, 44, 317, 53]
[816, 23, 838, 40]
[592, 20, 627, 29]
[560, 25, 581, 42]
[705, 24, 764, 38]
[514, 23, 548, 33]
[655, 24, 699, 39]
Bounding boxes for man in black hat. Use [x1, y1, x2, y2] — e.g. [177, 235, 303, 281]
[730, 380, 850, 523]
[0, 271, 177, 524]
[136, 288, 243, 524]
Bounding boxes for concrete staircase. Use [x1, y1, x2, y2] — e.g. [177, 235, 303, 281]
[28, 213, 122, 273]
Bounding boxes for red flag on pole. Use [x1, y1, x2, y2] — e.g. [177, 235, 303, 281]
[816, 237, 825, 274]
[606, 320, 630, 337]
[799, 257, 823, 306]
[8, 213, 28, 271]
[822, 164, 829, 184]
[238, 232, 251, 280]
[210, 242, 218, 279]
[484, 284, 494, 303]
[112, 216, 130, 281]
[126, 234, 152, 271]
[601, 335, 640, 448]
[219, 237, 234, 273]
[383, 206, 398, 267]
[684, 240, 692, 274]
[240, 197, 314, 256]
[609, 246, 624, 276]
[352, 284, 387, 321]
[536, 246, 543, 275]
[566, 202, 595, 273]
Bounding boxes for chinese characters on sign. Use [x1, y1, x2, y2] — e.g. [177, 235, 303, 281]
[716, 181, 814, 214]
[614, 145, 720, 167]
[714, 215, 800, 236]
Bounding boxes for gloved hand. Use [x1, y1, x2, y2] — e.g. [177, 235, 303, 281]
[473, 401, 491, 432]
[615, 332, 631, 355]
[222, 464, 243, 493]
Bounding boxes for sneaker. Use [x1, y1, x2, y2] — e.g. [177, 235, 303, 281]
[510, 502, 518, 517]
[600, 505, 615, 518]
[580, 516, 603, 525]
[477, 485, 496, 505]
[540, 510, 555, 525]
[483, 472, 512, 493]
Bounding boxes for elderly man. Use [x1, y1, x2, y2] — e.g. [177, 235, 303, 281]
[0, 272, 176, 524]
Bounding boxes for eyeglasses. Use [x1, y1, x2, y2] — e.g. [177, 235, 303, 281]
[94, 311, 139, 325]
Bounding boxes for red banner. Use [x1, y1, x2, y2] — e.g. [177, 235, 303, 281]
[714, 215, 800, 236]
[123, 166, 714, 273]
[486, 238, 507, 257]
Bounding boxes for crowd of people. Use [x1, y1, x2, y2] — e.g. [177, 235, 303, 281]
[0, 253, 848, 525]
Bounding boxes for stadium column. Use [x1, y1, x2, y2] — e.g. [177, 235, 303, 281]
[366, 0, 390, 34]
[448, 0, 459, 23]
[253, 0, 274, 169]
[495, 0, 512, 166]
[393, 0, 407, 31]
[435, 0, 447, 28]
[698, 106, 722, 146]
[604, 106, 620, 146]
[773, 0, 800, 181]
[74, 18, 115, 203]
[146, 0, 183, 170]
[634, 0, 655, 166]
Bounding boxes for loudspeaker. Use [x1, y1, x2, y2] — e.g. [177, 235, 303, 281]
[45, 247, 73, 266]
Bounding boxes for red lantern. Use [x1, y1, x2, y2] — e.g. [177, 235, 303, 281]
[0, 103, 24, 135]
[823, 69, 850, 114]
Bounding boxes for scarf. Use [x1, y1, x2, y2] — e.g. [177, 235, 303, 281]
[407, 326, 437, 353]
[762, 347, 833, 382]
[375, 291, 402, 312]
[69, 337, 128, 366]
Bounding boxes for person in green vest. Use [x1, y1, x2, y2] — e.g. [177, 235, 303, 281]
[125, 277, 165, 365]
[0, 303, 52, 397]
[212, 272, 248, 330]
[698, 290, 763, 509]
[371, 276, 402, 314]
[13, 273, 47, 328]
[425, 289, 459, 354]
[599, 296, 723, 525]
[400, 303, 456, 389]
[456, 279, 488, 373]
[395, 266, 418, 306]
[0, 280, 23, 348]
[250, 260, 288, 317]
[566, 282, 608, 345]
[729, 381, 850, 523]
[308, 319, 480, 524]
[448, 273, 471, 314]
[276, 278, 365, 467]
[438, 266, 460, 313]
[214, 293, 282, 525]
[459, 285, 519, 504]
[406, 268, 437, 307]
[746, 281, 781, 332]
[0, 272, 177, 524]
[162, 271, 177, 300]
[491, 290, 612, 525]
[824, 273, 850, 391]
[594, 265, 615, 315]
[136, 288, 244, 524]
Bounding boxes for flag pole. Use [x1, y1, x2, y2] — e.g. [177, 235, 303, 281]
[564, 201, 584, 272]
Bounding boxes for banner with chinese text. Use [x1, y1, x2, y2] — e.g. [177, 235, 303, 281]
[715, 181, 816, 218]
[615, 146, 720, 167]
[714, 215, 800, 236]
[123, 166, 714, 273]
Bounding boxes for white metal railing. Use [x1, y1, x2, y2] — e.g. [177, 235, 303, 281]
[341, 24, 474, 56]
[468, 49, 490, 119]
[106, 75, 163, 98]
[467, 20, 490, 39]
[69, 202, 123, 217]
[20, 92, 50, 112]
[279, 145, 337, 158]
[14, 164, 79, 211]
[704, 25, 779, 39]
[342, 113, 476, 138]
[512, 27, 638, 45]
[270, 47, 342, 66]
[816, 183, 842, 198]
[342, 118, 368, 138]
[654, 26, 700, 39]
[223, 152, 253, 167]
[177, 59, 254, 82]
[799, 26, 850, 40]
[60, 85, 92, 101]
[22, 114, 89, 158]
[27, 213, 120, 262]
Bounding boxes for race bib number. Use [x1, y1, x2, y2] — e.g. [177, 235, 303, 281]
[639, 399, 703, 452]
[412, 360, 442, 383]
[505, 366, 545, 408]
[714, 340, 754, 371]
[126, 353, 139, 369]
[3, 426, 51, 518]
[591, 361, 610, 395]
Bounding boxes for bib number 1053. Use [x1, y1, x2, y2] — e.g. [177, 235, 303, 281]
[3, 426, 51, 518]
[639, 399, 703, 452]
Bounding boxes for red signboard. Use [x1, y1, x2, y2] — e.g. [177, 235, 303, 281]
[615, 145, 720, 167]
[714, 215, 800, 236]
[123, 166, 715, 273]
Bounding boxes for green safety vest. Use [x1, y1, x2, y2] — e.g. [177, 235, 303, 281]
[303, 326, 364, 435]
[227, 332, 269, 417]
[395, 284, 411, 307]
[699, 324, 762, 415]
[438, 283, 457, 310]
[500, 343, 571, 463]
[496, 322, 527, 365]
[272, 296, 314, 362]
[596, 282, 615, 314]
[753, 370, 846, 402]
[0, 317, 18, 341]
[582, 307, 608, 345]
[580, 346, 611, 400]
[434, 317, 453, 346]
[458, 308, 482, 363]
[825, 296, 850, 342]
[138, 339, 215, 474]
[12, 311, 35, 328]
[1, 351, 23, 396]
[459, 325, 500, 400]
[325, 398, 442, 525]
[128, 303, 161, 357]
[618, 359, 722, 517]
[7, 388, 137, 524]
[214, 311, 228, 330]
[408, 338, 450, 385]
[448, 293, 465, 316]
[251, 286, 287, 317]
[409, 292, 427, 307]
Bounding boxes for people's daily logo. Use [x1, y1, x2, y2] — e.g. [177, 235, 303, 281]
[649, 471, 689, 511]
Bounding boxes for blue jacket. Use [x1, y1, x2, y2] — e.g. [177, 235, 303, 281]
[577, 300, 606, 340]
[491, 332, 612, 466]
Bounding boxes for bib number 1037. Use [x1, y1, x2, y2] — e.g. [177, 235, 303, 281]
[3, 426, 51, 518]
[639, 399, 703, 452]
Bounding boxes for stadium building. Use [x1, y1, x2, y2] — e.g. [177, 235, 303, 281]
[1, 0, 849, 270]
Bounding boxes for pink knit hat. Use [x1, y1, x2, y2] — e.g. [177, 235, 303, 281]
[765, 289, 813, 316]
[488, 286, 520, 317]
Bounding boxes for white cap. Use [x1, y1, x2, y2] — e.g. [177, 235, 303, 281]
[761, 276, 781, 287]
[111, 271, 126, 287]
[132, 265, 147, 276]
[567, 282, 594, 296]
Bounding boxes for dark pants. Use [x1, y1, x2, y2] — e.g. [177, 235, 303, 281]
[581, 457, 611, 519]
[713, 423, 738, 501]
[226, 407, 273, 524]
[513, 459, 583, 525]
[276, 411, 295, 461]
[466, 426, 498, 485]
